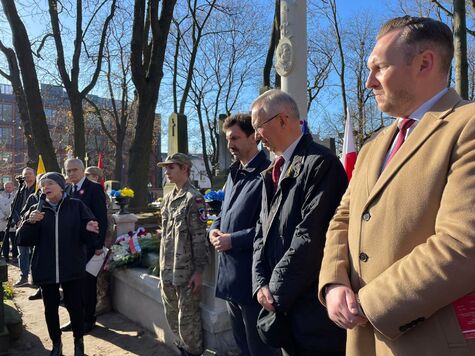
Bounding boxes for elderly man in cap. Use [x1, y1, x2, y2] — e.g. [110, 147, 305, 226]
[157, 153, 209, 356]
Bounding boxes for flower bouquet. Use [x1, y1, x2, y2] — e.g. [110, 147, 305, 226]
[204, 189, 224, 215]
[105, 227, 160, 273]
[110, 187, 134, 214]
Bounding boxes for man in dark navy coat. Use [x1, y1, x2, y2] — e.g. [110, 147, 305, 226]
[251, 89, 348, 355]
[209, 113, 275, 356]
[61, 158, 108, 333]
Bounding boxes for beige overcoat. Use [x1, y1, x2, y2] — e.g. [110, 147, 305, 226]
[319, 89, 475, 356]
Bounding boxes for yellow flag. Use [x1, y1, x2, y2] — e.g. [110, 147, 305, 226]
[36, 155, 46, 192]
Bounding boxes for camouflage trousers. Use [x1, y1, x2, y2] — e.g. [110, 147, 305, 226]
[161, 282, 203, 355]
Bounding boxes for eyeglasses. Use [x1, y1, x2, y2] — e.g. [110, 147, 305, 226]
[254, 112, 281, 132]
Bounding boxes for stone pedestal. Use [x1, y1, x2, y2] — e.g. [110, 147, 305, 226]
[113, 213, 138, 236]
[111, 248, 237, 355]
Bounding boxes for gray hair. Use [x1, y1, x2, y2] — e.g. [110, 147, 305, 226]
[251, 89, 300, 120]
[64, 158, 85, 170]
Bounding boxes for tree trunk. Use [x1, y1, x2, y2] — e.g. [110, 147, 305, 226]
[1, 0, 59, 171]
[114, 141, 124, 183]
[128, 0, 176, 207]
[0, 42, 38, 166]
[263, 0, 280, 89]
[454, 0, 468, 99]
[330, 0, 348, 116]
[128, 94, 158, 207]
[69, 95, 86, 160]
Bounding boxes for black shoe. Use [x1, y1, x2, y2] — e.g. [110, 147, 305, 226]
[28, 288, 42, 300]
[60, 322, 72, 332]
[50, 341, 62, 356]
[74, 337, 84, 356]
[84, 321, 95, 333]
[14, 276, 29, 287]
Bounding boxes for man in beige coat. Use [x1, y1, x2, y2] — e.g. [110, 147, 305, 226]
[318, 16, 475, 356]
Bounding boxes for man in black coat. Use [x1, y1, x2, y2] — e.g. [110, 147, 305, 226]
[251, 89, 348, 355]
[10, 167, 36, 286]
[61, 158, 108, 333]
[209, 113, 276, 356]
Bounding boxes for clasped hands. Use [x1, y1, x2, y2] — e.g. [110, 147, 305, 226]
[209, 229, 232, 252]
[325, 284, 368, 329]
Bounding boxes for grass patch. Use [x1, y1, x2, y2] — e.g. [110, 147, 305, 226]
[3, 282, 13, 300]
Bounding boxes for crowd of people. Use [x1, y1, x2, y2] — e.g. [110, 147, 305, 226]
[0, 161, 108, 356]
[157, 15, 474, 356]
[0, 14, 473, 356]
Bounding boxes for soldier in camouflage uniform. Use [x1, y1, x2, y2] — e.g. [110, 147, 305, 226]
[157, 153, 209, 356]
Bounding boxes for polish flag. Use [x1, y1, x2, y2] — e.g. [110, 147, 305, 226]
[341, 108, 357, 181]
[97, 152, 105, 188]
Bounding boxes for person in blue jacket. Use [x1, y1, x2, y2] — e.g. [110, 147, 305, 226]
[209, 113, 276, 356]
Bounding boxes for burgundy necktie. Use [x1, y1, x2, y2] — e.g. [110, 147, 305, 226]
[272, 156, 285, 191]
[383, 118, 415, 169]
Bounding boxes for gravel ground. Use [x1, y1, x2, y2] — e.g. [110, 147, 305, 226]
[6, 262, 176, 356]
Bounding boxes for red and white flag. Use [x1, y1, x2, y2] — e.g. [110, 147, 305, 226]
[97, 152, 105, 188]
[341, 108, 357, 181]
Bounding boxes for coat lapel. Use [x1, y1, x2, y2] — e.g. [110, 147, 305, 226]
[262, 137, 306, 240]
[364, 89, 463, 210]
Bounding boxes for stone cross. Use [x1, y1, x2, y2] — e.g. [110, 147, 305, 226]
[167, 113, 188, 155]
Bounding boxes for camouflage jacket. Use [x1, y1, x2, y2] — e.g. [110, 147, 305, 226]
[160, 181, 209, 286]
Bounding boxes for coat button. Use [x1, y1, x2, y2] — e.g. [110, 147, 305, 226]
[362, 212, 371, 221]
[359, 252, 369, 262]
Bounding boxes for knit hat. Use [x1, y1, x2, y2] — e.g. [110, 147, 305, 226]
[39, 172, 66, 190]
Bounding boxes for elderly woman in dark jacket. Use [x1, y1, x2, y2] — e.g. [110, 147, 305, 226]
[17, 172, 100, 356]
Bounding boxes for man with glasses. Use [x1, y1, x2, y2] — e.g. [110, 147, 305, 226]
[251, 89, 347, 355]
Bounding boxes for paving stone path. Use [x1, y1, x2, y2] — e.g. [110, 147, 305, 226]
[6, 263, 175, 356]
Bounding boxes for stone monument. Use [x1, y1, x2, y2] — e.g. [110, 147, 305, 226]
[168, 112, 188, 155]
[276, 0, 308, 121]
[163, 113, 189, 196]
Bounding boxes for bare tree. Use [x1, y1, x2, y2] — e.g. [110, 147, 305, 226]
[128, 0, 177, 207]
[169, 0, 220, 115]
[0, 41, 38, 166]
[327, 0, 348, 117]
[47, 0, 117, 161]
[84, 10, 134, 183]
[1, 0, 59, 171]
[183, 2, 263, 184]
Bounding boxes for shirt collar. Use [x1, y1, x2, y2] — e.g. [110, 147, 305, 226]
[403, 88, 448, 122]
[74, 176, 86, 191]
[281, 134, 303, 163]
[242, 151, 260, 169]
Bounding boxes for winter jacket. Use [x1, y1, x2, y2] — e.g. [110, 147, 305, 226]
[16, 196, 99, 285]
[252, 134, 348, 352]
[211, 150, 270, 304]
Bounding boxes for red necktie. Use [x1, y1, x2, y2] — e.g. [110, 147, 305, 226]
[272, 156, 285, 191]
[383, 118, 415, 169]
